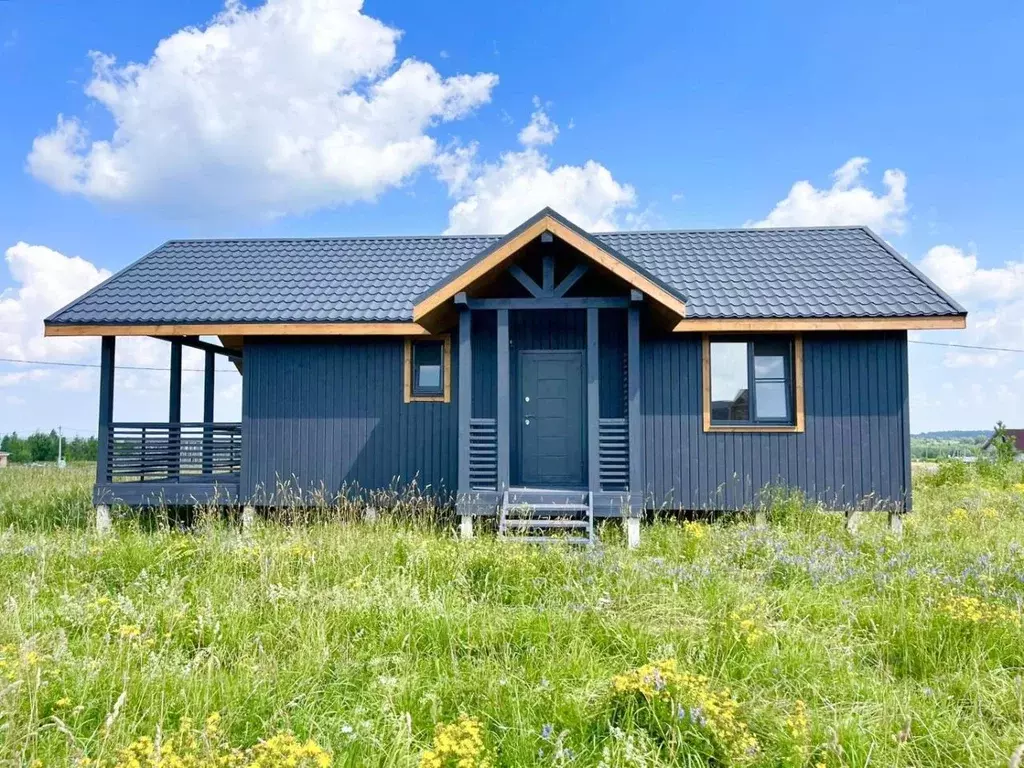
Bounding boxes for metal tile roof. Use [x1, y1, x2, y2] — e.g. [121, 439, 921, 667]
[47, 220, 963, 325]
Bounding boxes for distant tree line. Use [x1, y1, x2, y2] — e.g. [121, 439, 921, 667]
[0, 431, 97, 463]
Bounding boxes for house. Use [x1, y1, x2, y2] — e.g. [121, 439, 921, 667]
[44, 208, 966, 543]
[0, 452, 8, 469]
[981, 428, 1024, 454]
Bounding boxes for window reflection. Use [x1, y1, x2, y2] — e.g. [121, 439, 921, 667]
[710, 342, 749, 422]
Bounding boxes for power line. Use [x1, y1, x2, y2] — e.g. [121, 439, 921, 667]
[3, 341, 1020, 375]
[0, 356, 238, 373]
[909, 340, 1024, 355]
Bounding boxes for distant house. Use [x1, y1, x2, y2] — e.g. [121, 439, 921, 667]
[0, 452, 8, 469]
[43, 207, 966, 542]
[981, 429, 1024, 453]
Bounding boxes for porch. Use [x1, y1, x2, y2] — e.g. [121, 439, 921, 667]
[93, 335, 243, 506]
[447, 227, 645, 520]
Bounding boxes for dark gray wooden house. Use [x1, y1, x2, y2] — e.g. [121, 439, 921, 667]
[45, 208, 965, 543]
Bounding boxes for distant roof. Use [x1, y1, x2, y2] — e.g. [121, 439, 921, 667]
[982, 429, 1024, 451]
[46, 210, 964, 326]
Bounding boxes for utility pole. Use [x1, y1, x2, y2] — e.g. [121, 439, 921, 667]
[57, 426, 66, 469]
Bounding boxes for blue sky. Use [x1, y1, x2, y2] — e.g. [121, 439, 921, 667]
[1, 0, 1023, 436]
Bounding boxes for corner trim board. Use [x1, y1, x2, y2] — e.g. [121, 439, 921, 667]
[702, 334, 806, 434]
[403, 334, 452, 403]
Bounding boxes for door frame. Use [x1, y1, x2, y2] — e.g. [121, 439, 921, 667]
[515, 348, 587, 489]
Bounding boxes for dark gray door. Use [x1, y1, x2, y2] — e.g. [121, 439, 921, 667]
[519, 350, 585, 487]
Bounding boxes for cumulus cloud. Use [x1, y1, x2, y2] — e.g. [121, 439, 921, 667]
[916, 243, 1024, 370]
[752, 157, 908, 234]
[27, 0, 498, 217]
[0, 242, 111, 362]
[918, 244, 1024, 304]
[440, 101, 636, 234]
[517, 97, 559, 147]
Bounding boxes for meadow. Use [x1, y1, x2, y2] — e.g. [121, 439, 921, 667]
[0, 463, 1023, 767]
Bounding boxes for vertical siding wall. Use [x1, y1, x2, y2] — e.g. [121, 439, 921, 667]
[241, 327, 909, 512]
[242, 338, 457, 501]
[640, 331, 911, 511]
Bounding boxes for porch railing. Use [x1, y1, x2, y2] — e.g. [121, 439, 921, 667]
[598, 418, 629, 491]
[468, 418, 498, 490]
[104, 422, 242, 483]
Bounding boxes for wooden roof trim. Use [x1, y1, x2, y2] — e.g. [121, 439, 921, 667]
[411, 215, 689, 321]
[674, 315, 967, 332]
[44, 322, 432, 338]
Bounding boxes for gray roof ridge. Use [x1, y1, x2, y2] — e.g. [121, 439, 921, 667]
[162, 223, 871, 244]
[163, 233, 499, 244]
[856, 226, 967, 316]
[44, 240, 176, 324]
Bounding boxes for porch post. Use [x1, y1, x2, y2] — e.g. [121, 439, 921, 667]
[496, 309, 510, 491]
[95, 336, 115, 534]
[586, 307, 600, 493]
[203, 350, 215, 475]
[627, 304, 642, 514]
[169, 340, 182, 481]
[457, 308, 473, 504]
[97, 336, 115, 486]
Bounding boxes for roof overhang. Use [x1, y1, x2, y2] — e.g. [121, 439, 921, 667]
[673, 315, 967, 332]
[43, 322, 431, 337]
[412, 208, 689, 323]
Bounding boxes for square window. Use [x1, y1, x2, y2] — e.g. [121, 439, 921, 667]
[406, 337, 449, 401]
[708, 336, 798, 428]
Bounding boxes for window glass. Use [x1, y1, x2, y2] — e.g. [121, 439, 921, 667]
[710, 342, 749, 422]
[754, 352, 785, 379]
[754, 381, 789, 420]
[412, 341, 444, 395]
[710, 337, 794, 425]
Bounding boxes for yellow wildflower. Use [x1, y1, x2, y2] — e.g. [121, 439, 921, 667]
[610, 659, 758, 763]
[939, 595, 1021, 627]
[117, 625, 142, 641]
[420, 715, 491, 768]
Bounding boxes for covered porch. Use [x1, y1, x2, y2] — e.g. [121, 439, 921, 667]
[93, 335, 243, 507]
[413, 211, 689, 522]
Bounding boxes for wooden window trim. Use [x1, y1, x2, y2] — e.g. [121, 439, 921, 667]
[702, 334, 805, 433]
[404, 335, 451, 403]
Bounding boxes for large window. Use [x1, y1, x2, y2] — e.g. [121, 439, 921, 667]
[404, 336, 451, 403]
[705, 336, 803, 431]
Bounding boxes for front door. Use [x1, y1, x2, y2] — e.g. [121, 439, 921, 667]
[518, 350, 586, 487]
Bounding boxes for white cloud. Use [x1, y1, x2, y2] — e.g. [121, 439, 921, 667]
[441, 101, 636, 234]
[752, 157, 908, 234]
[915, 242, 1024, 377]
[517, 97, 559, 147]
[0, 242, 111, 362]
[27, 0, 498, 217]
[918, 244, 1024, 304]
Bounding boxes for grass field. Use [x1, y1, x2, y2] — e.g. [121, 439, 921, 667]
[1, 464, 1023, 766]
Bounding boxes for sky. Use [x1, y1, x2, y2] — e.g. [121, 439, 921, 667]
[1, 0, 1023, 437]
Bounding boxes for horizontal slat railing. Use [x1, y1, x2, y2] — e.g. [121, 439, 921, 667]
[106, 422, 242, 483]
[598, 418, 629, 492]
[469, 417, 498, 490]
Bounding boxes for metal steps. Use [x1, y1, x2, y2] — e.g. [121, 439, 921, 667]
[499, 488, 595, 545]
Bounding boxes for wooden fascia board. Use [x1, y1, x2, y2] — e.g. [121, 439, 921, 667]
[44, 322, 432, 337]
[675, 315, 967, 333]
[411, 215, 688, 321]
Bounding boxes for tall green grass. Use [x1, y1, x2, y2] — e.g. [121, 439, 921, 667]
[0, 462, 1022, 766]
